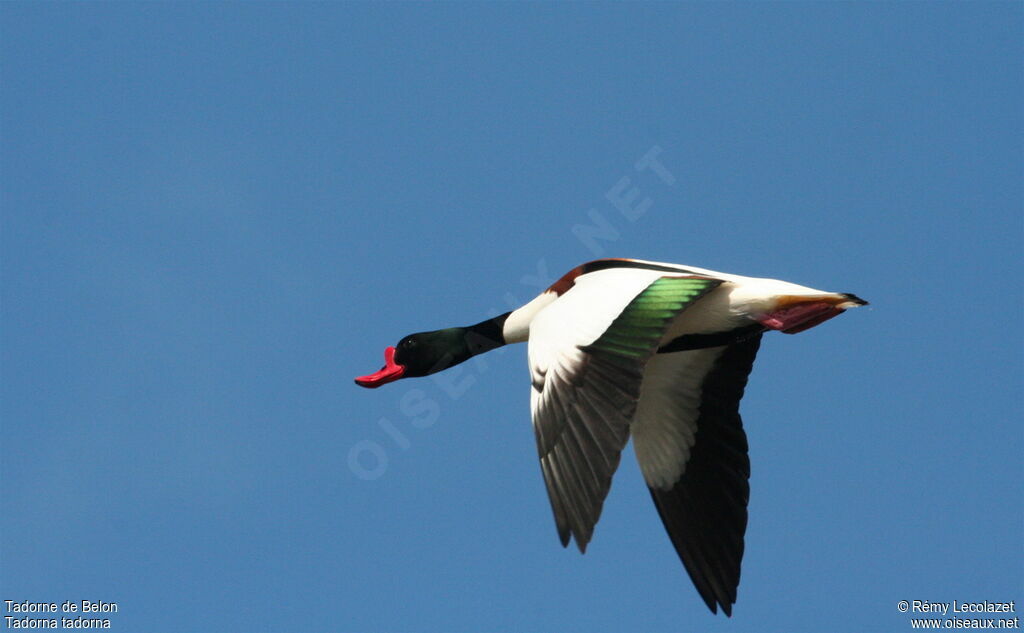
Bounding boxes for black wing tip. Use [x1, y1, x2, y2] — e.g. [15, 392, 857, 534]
[570, 526, 592, 553]
[696, 593, 736, 617]
[841, 292, 869, 306]
[554, 528, 589, 553]
[698, 592, 735, 616]
[703, 596, 718, 615]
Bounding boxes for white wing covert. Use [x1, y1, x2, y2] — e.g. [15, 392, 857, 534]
[527, 269, 723, 550]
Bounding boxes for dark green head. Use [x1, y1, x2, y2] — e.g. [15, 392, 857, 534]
[354, 328, 479, 388]
[393, 328, 470, 378]
[355, 315, 508, 389]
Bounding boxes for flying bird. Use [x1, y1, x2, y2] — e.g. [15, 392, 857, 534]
[355, 258, 866, 615]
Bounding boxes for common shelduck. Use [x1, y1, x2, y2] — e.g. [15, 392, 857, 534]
[355, 258, 867, 615]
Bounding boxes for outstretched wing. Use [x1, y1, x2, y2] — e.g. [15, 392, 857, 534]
[633, 334, 762, 616]
[527, 269, 722, 551]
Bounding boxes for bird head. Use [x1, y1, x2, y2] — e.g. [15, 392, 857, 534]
[354, 329, 469, 388]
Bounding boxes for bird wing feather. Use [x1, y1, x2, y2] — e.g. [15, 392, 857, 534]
[527, 269, 722, 550]
[636, 335, 762, 616]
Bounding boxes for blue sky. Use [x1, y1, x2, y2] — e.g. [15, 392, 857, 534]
[2, 3, 1021, 632]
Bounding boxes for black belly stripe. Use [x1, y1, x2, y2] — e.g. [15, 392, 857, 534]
[657, 324, 765, 354]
